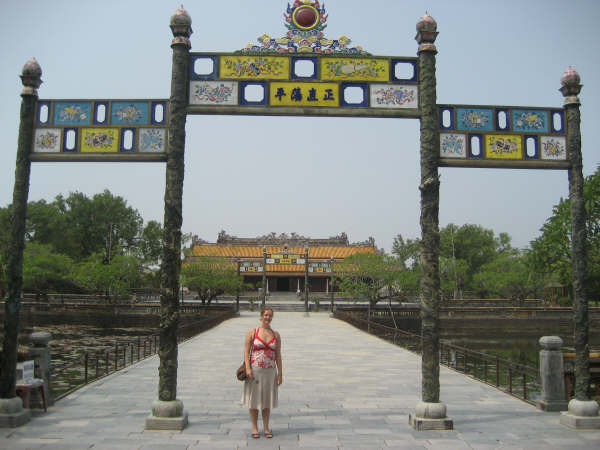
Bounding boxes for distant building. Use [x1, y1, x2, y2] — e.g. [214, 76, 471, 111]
[186, 231, 377, 293]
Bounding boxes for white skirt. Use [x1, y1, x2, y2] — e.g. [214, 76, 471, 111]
[242, 367, 278, 410]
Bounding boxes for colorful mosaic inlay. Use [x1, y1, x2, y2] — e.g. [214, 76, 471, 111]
[189, 81, 238, 105]
[269, 82, 338, 107]
[440, 133, 466, 158]
[80, 128, 119, 153]
[485, 135, 523, 159]
[54, 102, 92, 125]
[32, 99, 168, 159]
[540, 136, 567, 160]
[139, 128, 166, 153]
[370, 84, 417, 109]
[111, 102, 149, 125]
[457, 108, 494, 131]
[512, 109, 548, 133]
[320, 58, 388, 81]
[220, 56, 289, 79]
[33, 129, 61, 153]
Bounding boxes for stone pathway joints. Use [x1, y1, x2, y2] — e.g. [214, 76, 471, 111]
[1, 311, 599, 449]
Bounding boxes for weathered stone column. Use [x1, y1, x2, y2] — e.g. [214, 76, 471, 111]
[28, 331, 53, 409]
[558, 67, 600, 429]
[0, 59, 41, 428]
[145, 6, 191, 431]
[537, 336, 568, 412]
[409, 13, 453, 431]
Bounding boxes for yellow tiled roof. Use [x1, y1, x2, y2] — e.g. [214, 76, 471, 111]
[189, 245, 375, 259]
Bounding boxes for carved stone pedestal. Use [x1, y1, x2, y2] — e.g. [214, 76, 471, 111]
[145, 399, 188, 431]
[560, 399, 600, 429]
[0, 397, 31, 428]
[409, 401, 453, 431]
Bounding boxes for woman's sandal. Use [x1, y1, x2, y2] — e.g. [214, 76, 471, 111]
[264, 431, 273, 438]
[251, 432, 260, 439]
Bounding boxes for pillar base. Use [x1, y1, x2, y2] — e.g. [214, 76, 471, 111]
[409, 401, 453, 431]
[145, 399, 188, 431]
[538, 399, 568, 412]
[560, 399, 600, 429]
[0, 397, 31, 428]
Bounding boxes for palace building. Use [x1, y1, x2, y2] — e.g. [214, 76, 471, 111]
[186, 231, 377, 293]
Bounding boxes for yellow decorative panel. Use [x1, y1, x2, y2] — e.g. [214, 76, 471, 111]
[270, 82, 339, 107]
[220, 56, 289, 79]
[80, 128, 119, 153]
[485, 135, 523, 159]
[320, 58, 389, 81]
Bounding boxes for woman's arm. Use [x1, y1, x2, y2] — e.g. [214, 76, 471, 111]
[275, 331, 283, 385]
[244, 329, 254, 379]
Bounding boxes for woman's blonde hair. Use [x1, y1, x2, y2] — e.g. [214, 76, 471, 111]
[260, 306, 274, 317]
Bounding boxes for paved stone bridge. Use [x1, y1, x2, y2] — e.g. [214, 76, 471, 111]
[2, 312, 599, 449]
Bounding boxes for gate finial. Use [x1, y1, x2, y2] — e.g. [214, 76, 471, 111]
[20, 58, 42, 95]
[415, 12, 438, 53]
[560, 66, 582, 106]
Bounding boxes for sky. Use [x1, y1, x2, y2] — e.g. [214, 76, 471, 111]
[1, 0, 599, 253]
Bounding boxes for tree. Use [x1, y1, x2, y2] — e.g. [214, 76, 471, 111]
[392, 234, 421, 269]
[71, 253, 141, 301]
[439, 223, 512, 294]
[136, 220, 163, 267]
[181, 257, 246, 305]
[473, 250, 542, 306]
[530, 166, 600, 299]
[336, 253, 403, 308]
[22, 243, 76, 298]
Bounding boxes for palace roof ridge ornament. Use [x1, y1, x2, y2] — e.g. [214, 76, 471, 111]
[238, 0, 370, 55]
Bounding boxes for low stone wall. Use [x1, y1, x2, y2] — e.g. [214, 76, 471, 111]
[0, 303, 235, 330]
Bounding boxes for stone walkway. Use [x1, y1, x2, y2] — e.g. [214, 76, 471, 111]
[2, 311, 599, 449]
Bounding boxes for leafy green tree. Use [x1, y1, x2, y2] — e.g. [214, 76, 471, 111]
[22, 243, 76, 297]
[136, 220, 163, 267]
[391, 234, 421, 269]
[473, 250, 542, 305]
[72, 253, 141, 300]
[439, 223, 512, 294]
[530, 166, 600, 299]
[336, 253, 402, 307]
[181, 257, 246, 305]
[439, 256, 469, 300]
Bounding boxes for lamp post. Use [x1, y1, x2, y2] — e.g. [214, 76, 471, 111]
[304, 246, 309, 313]
[262, 246, 267, 307]
[330, 256, 335, 313]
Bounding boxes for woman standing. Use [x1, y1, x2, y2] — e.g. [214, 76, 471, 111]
[242, 306, 283, 439]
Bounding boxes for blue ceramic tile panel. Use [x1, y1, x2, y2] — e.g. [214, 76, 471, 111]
[111, 102, 149, 125]
[53, 102, 92, 125]
[512, 109, 548, 133]
[456, 108, 494, 131]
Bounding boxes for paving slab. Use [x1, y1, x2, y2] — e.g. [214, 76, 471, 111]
[1, 311, 599, 449]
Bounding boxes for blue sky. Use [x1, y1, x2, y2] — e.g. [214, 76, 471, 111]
[1, 0, 599, 252]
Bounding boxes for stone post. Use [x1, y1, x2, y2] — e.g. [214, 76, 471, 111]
[236, 259, 241, 314]
[409, 13, 453, 431]
[304, 246, 309, 314]
[537, 336, 568, 412]
[558, 67, 600, 429]
[0, 58, 42, 428]
[28, 331, 53, 409]
[262, 247, 267, 307]
[145, 6, 191, 431]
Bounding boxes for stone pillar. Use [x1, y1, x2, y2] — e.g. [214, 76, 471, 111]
[330, 256, 335, 315]
[0, 58, 42, 428]
[146, 6, 191, 431]
[537, 336, 568, 411]
[28, 331, 53, 409]
[558, 67, 600, 429]
[409, 13, 453, 431]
